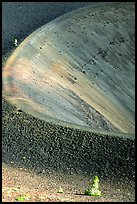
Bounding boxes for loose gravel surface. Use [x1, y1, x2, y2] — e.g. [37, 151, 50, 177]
[2, 163, 135, 202]
[2, 2, 135, 202]
[2, 95, 135, 202]
[2, 98, 135, 202]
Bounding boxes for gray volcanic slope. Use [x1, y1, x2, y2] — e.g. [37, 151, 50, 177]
[2, 2, 135, 187]
[3, 2, 135, 134]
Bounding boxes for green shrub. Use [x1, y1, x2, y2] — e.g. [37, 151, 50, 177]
[84, 176, 102, 196]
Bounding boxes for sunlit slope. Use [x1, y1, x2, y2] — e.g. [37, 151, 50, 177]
[3, 2, 135, 133]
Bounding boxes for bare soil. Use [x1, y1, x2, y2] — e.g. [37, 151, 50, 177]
[2, 162, 135, 202]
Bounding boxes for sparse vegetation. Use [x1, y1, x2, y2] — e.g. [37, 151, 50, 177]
[14, 38, 18, 47]
[15, 193, 30, 201]
[84, 176, 102, 196]
[57, 187, 64, 194]
[15, 196, 27, 201]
